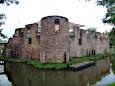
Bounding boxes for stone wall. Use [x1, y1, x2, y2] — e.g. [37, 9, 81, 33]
[5, 15, 109, 63]
[69, 25, 109, 58]
[40, 16, 69, 63]
[5, 23, 40, 60]
[19, 23, 40, 60]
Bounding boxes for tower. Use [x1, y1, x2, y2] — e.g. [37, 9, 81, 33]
[40, 16, 69, 63]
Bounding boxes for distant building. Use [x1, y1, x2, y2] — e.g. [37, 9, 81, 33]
[5, 16, 109, 63]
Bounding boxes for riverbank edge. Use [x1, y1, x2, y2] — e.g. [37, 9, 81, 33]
[0, 54, 109, 70]
[106, 52, 115, 86]
[107, 82, 115, 86]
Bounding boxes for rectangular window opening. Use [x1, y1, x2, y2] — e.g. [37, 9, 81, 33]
[55, 19, 60, 25]
[28, 38, 32, 44]
[55, 19, 60, 32]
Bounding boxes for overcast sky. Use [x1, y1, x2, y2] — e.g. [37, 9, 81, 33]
[0, 0, 113, 38]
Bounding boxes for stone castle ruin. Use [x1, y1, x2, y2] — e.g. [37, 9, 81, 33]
[5, 16, 109, 63]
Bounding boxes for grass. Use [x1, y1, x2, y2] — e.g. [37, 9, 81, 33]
[68, 54, 106, 65]
[0, 56, 27, 63]
[27, 60, 68, 69]
[0, 54, 108, 70]
[107, 82, 115, 86]
[0, 56, 68, 70]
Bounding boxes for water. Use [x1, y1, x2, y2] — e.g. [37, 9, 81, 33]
[0, 58, 115, 86]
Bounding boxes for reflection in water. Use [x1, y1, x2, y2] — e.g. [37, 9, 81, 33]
[3, 58, 110, 86]
[111, 62, 115, 74]
[109, 53, 115, 74]
[94, 64, 115, 86]
[0, 61, 13, 86]
[0, 74, 12, 86]
[0, 65, 4, 73]
[111, 58, 115, 74]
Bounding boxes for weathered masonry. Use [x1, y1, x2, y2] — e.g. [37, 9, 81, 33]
[5, 15, 109, 63]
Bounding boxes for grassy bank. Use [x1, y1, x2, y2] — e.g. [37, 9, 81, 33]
[0, 54, 108, 70]
[107, 82, 115, 86]
[68, 54, 107, 65]
[0, 56, 68, 69]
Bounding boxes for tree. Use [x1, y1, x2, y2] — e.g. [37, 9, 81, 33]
[0, 0, 19, 39]
[0, 29, 7, 39]
[97, 0, 115, 51]
[0, 14, 6, 25]
[87, 27, 97, 32]
[109, 27, 115, 47]
[103, 30, 109, 35]
[0, 0, 19, 5]
[0, 14, 7, 39]
[97, 0, 115, 26]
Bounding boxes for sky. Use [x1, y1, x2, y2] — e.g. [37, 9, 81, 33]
[0, 0, 113, 38]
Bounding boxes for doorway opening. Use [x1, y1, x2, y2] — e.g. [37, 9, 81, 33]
[64, 53, 67, 63]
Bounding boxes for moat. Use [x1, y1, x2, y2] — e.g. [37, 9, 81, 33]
[0, 58, 115, 86]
